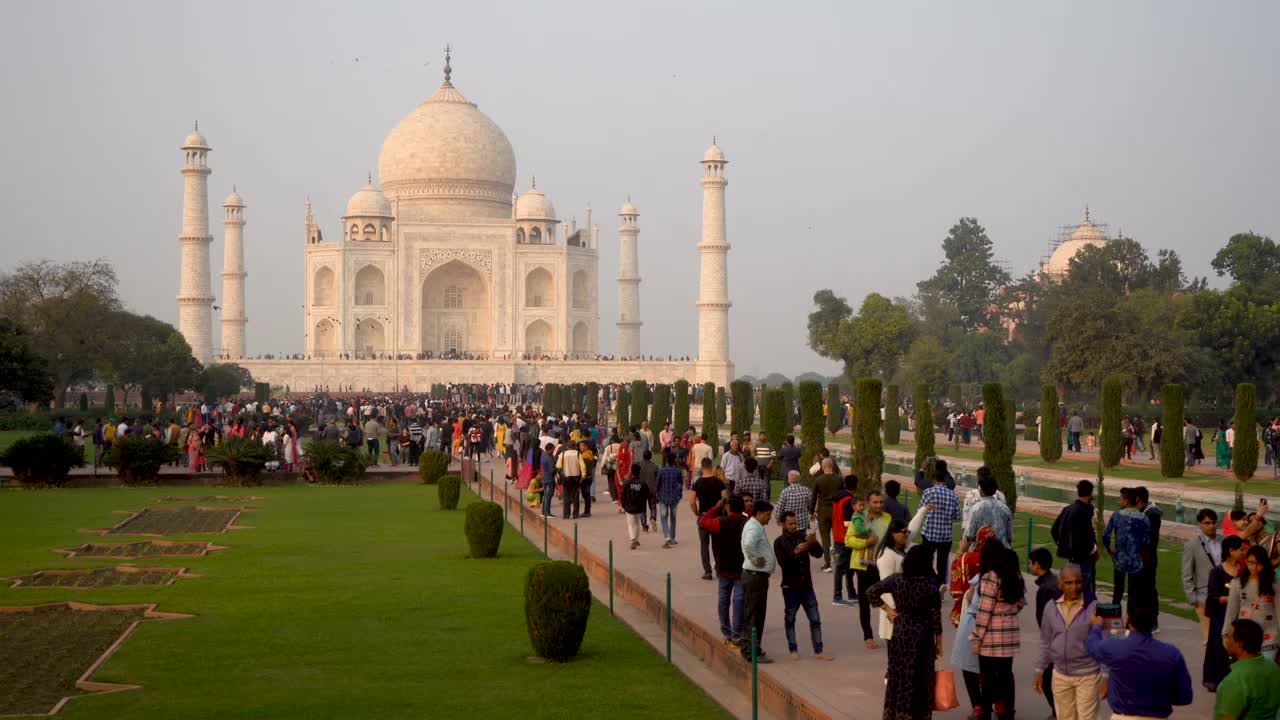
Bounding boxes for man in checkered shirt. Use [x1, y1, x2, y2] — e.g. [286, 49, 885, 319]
[735, 456, 768, 506]
[920, 471, 961, 583]
[775, 470, 812, 533]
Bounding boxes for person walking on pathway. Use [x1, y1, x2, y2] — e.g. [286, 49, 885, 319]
[847, 490, 890, 649]
[775, 470, 812, 534]
[1086, 606, 1193, 719]
[772, 510, 832, 661]
[691, 457, 726, 580]
[1028, 547, 1060, 718]
[867, 544, 943, 720]
[970, 539, 1026, 720]
[1182, 509, 1222, 644]
[829, 476, 858, 607]
[1052, 480, 1100, 602]
[620, 462, 652, 550]
[638, 450, 659, 532]
[1102, 487, 1150, 613]
[556, 440, 585, 519]
[656, 447, 684, 548]
[539, 442, 558, 518]
[1215, 618, 1280, 720]
[920, 468, 962, 584]
[740, 499, 776, 663]
[1033, 564, 1102, 720]
[700, 492, 748, 647]
[1205, 535, 1247, 690]
[809, 456, 845, 573]
[1136, 485, 1164, 629]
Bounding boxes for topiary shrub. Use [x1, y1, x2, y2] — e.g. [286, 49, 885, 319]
[585, 382, 600, 419]
[716, 386, 727, 425]
[1234, 383, 1259, 487]
[630, 380, 648, 429]
[302, 440, 367, 485]
[1039, 385, 1062, 462]
[826, 383, 842, 434]
[730, 380, 753, 435]
[781, 381, 796, 430]
[78, 393, 89, 412]
[0, 433, 85, 486]
[1099, 374, 1124, 469]
[883, 384, 901, 445]
[524, 560, 592, 661]
[1025, 424, 1039, 442]
[438, 474, 461, 510]
[616, 387, 631, 432]
[104, 385, 116, 412]
[673, 380, 690, 434]
[914, 383, 934, 473]
[419, 448, 450, 484]
[650, 383, 671, 431]
[982, 382, 1016, 512]
[206, 435, 275, 486]
[852, 378, 884, 494]
[464, 500, 504, 558]
[798, 380, 824, 483]
[103, 435, 179, 486]
[700, 382, 717, 459]
[1160, 384, 1185, 478]
[762, 388, 787, 481]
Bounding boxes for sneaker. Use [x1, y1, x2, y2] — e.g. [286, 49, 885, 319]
[820, 565, 833, 573]
[789, 651, 800, 660]
[630, 540, 639, 550]
[722, 638, 737, 649]
[755, 653, 775, 664]
[670, 539, 679, 545]
[814, 652, 834, 661]
[832, 599, 853, 607]
[662, 540, 672, 549]
[701, 572, 714, 581]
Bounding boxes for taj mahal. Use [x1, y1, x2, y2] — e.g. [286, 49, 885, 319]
[173, 51, 734, 391]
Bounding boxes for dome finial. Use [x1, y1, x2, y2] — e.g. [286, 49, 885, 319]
[233, 184, 236, 192]
[368, 170, 372, 185]
[443, 44, 452, 85]
[194, 120, 199, 131]
[712, 134, 717, 146]
[531, 174, 536, 189]
[1084, 204, 1091, 223]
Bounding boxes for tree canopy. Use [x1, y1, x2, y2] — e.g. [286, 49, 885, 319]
[807, 291, 914, 383]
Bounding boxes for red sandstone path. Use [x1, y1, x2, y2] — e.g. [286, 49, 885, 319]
[468, 459, 1215, 720]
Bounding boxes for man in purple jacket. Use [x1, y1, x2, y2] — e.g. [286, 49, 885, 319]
[1033, 564, 1100, 720]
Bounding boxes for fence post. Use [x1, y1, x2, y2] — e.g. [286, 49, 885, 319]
[489, 469, 494, 502]
[751, 626, 759, 720]
[666, 571, 672, 663]
[1025, 515, 1034, 570]
[504, 480, 509, 516]
[520, 501, 524, 535]
[574, 522, 579, 564]
[544, 516, 549, 557]
[608, 539, 614, 616]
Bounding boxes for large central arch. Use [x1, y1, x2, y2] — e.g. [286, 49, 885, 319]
[525, 319, 552, 355]
[421, 259, 490, 354]
[354, 318, 385, 355]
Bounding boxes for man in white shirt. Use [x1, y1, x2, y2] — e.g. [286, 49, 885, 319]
[740, 499, 776, 663]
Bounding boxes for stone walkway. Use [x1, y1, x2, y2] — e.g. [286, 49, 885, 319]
[468, 459, 1216, 720]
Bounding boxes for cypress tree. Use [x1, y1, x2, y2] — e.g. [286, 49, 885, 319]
[716, 386, 727, 425]
[616, 387, 630, 432]
[913, 383, 934, 472]
[140, 386, 153, 413]
[701, 382, 718, 458]
[1095, 461, 1106, 540]
[1234, 383, 1259, 487]
[798, 380, 825, 484]
[1039, 385, 1062, 462]
[585, 382, 600, 419]
[982, 382, 1017, 512]
[781, 381, 796, 430]
[105, 384, 116, 412]
[1100, 374, 1124, 469]
[763, 388, 787, 482]
[852, 378, 885, 494]
[883, 384, 901, 445]
[826, 383, 841, 434]
[1160, 384, 1185, 478]
[650, 383, 671, 432]
[730, 380, 754, 435]
[673, 380, 690, 434]
[630, 380, 647, 429]
[78, 392, 89, 412]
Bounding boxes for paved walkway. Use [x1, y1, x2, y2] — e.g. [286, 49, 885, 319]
[468, 458, 1216, 720]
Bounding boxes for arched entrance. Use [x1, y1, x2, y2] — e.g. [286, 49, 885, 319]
[354, 318, 385, 356]
[525, 319, 553, 355]
[421, 259, 490, 354]
[314, 318, 337, 357]
[571, 321, 590, 356]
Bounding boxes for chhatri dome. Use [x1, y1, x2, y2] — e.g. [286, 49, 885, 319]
[223, 188, 244, 207]
[377, 48, 516, 219]
[183, 123, 209, 149]
[514, 180, 556, 221]
[703, 141, 725, 163]
[344, 178, 393, 218]
[1044, 209, 1107, 276]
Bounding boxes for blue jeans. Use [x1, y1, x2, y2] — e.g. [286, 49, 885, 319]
[717, 575, 745, 642]
[1080, 559, 1098, 605]
[542, 480, 555, 516]
[782, 586, 823, 653]
[659, 502, 678, 541]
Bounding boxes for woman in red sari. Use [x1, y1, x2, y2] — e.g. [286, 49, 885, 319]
[614, 441, 633, 512]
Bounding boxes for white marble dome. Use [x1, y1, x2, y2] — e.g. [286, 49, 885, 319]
[515, 187, 555, 220]
[620, 199, 638, 215]
[223, 190, 244, 207]
[1045, 218, 1107, 275]
[183, 128, 209, 149]
[344, 182, 393, 218]
[377, 80, 517, 215]
[703, 143, 725, 162]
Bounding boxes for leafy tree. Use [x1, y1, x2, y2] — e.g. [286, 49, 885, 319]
[1099, 374, 1124, 469]
[200, 363, 254, 402]
[672, 380, 690, 434]
[630, 380, 647, 428]
[913, 383, 934, 472]
[916, 217, 1011, 333]
[1039, 385, 1062, 462]
[851, 378, 884, 493]
[78, 392, 89, 412]
[1212, 232, 1280, 286]
[948, 332, 1012, 385]
[730, 380, 753, 435]
[1179, 286, 1280, 401]
[807, 291, 915, 382]
[700, 382, 717, 457]
[1160, 384, 1185, 478]
[104, 384, 115, 412]
[825, 383, 841, 434]
[650, 383, 671, 431]
[797, 380, 824, 483]
[0, 318, 54, 404]
[898, 335, 950, 398]
[1234, 384, 1259, 485]
[982, 382, 1016, 511]
[883, 384, 901, 445]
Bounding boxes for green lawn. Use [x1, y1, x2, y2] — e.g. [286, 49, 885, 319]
[0, 484, 730, 719]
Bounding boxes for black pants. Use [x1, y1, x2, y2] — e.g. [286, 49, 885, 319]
[366, 438, 379, 464]
[561, 476, 580, 518]
[923, 539, 952, 584]
[1112, 566, 1130, 606]
[1042, 664, 1055, 714]
[742, 570, 770, 659]
[698, 525, 713, 575]
[962, 670, 985, 715]
[832, 545, 855, 601]
[580, 478, 592, 516]
[978, 655, 1015, 718]
[1131, 562, 1160, 627]
[852, 565, 880, 641]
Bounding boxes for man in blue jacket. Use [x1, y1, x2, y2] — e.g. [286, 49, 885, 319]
[1086, 606, 1192, 719]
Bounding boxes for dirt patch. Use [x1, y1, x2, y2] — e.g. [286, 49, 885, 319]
[10, 566, 196, 589]
[0, 602, 190, 716]
[58, 541, 226, 559]
[156, 495, 262, 503]
[99, 507, 247, 536]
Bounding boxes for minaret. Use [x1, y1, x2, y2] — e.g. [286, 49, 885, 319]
[697, 141, 731, 367]
[176, 124, 214, 364]
[220, 188, 247, 359]
[616, 199, 641, 358]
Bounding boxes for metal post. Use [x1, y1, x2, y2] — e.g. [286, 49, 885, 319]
[751, 626, 758, 720]
[520, 503, 524, 535]
[574, 522, 579, 564]
[666, 572, 672, 663]
[544, 515, 549, 557]
[489, 469, 494, 501]
[608, 540, 614, 616]
[1025, 515, 1034, 570]
[504, 480, 509, 515]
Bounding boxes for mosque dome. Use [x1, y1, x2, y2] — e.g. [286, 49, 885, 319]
[344, 182, 393, 218]
[703, 143, 725, 162]
[377, 70, 517, 219]
[183, 127, 209, 149]
[620, 199, 638, 215]
[1044, 215, 1107, 275]
[515, 186, 555, 221]
[223, 190, 245, 207]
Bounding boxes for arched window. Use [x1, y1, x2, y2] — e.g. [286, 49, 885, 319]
[444, 327, 462, 352]
[349, 224, 359, 241]
[380, 225, 388, 242]
[516, 227, 526, 244]
[444, 286, 464, 309]
[525, 267, 554, 308]
[354, 265, 384, 306]
[530, 227, 541, 244]
[313, 266, 335, 306]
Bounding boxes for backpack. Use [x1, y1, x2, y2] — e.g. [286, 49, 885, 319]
[1050, 504, 1072, 559]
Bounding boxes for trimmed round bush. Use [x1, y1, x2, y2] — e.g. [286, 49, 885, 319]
[438, 474, 461, 510]
[0, 433, 85, 486]
[464, 500, 504, 558]
[103, 435, 179, 486]
[206, 434, 275, 486]
[418, 448, 450, 484]
[301, 440, 368, 485]
[525, 560, 591, 662]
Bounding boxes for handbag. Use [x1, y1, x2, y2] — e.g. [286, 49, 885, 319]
[933, 670, 959, 711]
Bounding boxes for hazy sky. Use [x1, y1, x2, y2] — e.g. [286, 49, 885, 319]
[2, 2, 1276, 377]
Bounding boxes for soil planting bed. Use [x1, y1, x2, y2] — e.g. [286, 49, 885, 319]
[58, 540, 225, 559]
[156, 495, 262, 503]
[10, 566, 195, 589]
[0, 602, 189, 716]
[103, 507, 245, 536]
